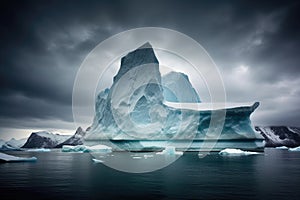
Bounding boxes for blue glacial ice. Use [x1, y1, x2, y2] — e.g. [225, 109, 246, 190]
[162, 71, 201, 103]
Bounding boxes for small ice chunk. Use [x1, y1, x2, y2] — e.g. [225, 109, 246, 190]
[0, 152, 37, 162]
[62, 145, 81, 152]
[144, 154, 154, 159]
[156, 146, 183, 155]
[27, 148, 51, 152]
[288, 146, 300, 151]
[275, 146, 289, 150]
[219, 148, 260, 156]
[92, 158, 104, 163]
[132, 156, 142, 159]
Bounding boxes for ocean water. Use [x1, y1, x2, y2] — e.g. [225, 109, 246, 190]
[0, 148, 300, 200]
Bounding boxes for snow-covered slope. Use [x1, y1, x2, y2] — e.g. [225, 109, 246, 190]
[56, 127, 86, 148]
[22, 131, 70, 148]
[255, 126, 300, 147]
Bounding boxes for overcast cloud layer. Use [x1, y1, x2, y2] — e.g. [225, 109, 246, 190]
[0, 0, 299, 139]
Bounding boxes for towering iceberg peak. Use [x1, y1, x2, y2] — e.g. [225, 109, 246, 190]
[139, 42, 153, 49]
[113, 42, 159, 82]
[86, 42, 164, 140]
[162, 71, 201, 103]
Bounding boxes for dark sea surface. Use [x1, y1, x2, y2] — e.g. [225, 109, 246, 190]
[0, 148, 300, 200]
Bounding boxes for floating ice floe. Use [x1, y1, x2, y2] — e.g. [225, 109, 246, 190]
[132, 156, 142, 159]
[219, 148, 260, 156]
[62, 145, 112, 153]
[156, 146, 183, 156]
[0, 152, 37, 162]
[92, 158, 104, 163]
[144, 154, 154, 159]
[87, 145, 112, 153]
[27, 148, 51, 152]
[275, 146, 289, 150]
[288, 146, 300, 151]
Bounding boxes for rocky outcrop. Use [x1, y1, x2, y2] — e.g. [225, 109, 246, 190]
[255, 126, 300, 147]
[22, 131, 69, 148]
[56, 127, 86, 148]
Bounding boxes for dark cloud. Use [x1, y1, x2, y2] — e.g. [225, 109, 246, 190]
[0, 0, 299, 138]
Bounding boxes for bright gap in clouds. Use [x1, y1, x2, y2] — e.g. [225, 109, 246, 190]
[236, 65, 249, 74]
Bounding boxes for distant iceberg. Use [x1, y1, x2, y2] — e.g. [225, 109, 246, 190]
[156, 146, 183, 155]
[92, 158, 104, 163]
[0, 138, 27, 151]
[288, 146, 300, 151]
[219, 148, 260, 156]
[0, 152, 37, 162]
[62, 145, 112, 153]
[275, 146, 289, 150]
[27, 148, 51, 152]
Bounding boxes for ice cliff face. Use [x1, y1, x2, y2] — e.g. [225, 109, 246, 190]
[162, 71, 201, 103]
[85, 42, 261, 146]
[255, 126, 300, 147]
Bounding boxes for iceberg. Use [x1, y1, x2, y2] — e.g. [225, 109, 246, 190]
[275, 146, 289, 150]
[156, 146, 183, 155]
[87, 144, 112, 153]
[0, 152, 37, 162]
[92, 158, 104, 163]
[84, 42, 264, 152]
[62, 145, 112, 153]
[61, 145, 83, 152]
[132, 156, 142, 159]
[0, 138, 27, 151]
[219, 148, 260, 156]
[288, 146, 300, 151]
[27, 148, 51, 152]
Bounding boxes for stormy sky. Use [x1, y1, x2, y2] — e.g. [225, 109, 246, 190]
[0, 0, 300, 140]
